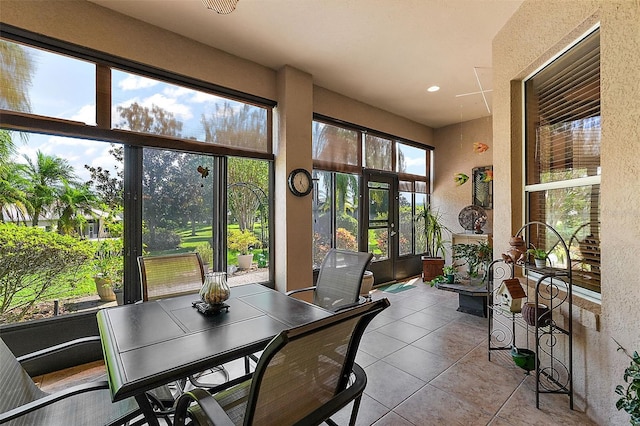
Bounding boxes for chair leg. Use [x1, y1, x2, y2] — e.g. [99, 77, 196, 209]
[348, 395, 363, 426]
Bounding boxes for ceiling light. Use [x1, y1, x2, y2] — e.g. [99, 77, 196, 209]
[427, 86, 440, 92]
[201, 0, 239, 14]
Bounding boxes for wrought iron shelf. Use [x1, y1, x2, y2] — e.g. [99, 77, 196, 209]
[487, 221, 574, 410]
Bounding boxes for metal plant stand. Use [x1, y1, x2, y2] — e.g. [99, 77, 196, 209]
[487, 221, 573, 409]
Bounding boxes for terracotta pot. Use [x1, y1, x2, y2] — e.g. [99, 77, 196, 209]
[237, 254, 253, 270]
[361, 270, 374, 298]
[94, 277, 116, 302]
[521, 302, 550, 327]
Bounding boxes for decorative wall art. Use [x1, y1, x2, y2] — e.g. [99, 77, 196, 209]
[472, 166, 493, 209]
[454, 172, 469, 186]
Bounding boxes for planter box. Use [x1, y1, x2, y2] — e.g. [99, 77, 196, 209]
[421, 256, 444, 282]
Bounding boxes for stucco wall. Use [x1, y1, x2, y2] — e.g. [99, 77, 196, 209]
[432, 116, 494, 262]
[493, 1, 640, 424]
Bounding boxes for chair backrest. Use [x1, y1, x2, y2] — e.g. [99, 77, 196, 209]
[138, 252, 205, 301]
[0, 337, 46, 415]
[245, 298, 390, 426]
[314, 249, 373, 311]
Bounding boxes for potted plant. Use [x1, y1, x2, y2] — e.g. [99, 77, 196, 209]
[228, 229, 261, 270]
[615, 345, 640, 425]
[452, 240, 492, 284]
[443, 265, 456, 284]
[527, 247, 548, 268]
[93, 238, 123, 303]
[416, 203, 451, 281]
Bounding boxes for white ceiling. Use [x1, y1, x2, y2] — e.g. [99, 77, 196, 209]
[89, 0, 523, 129]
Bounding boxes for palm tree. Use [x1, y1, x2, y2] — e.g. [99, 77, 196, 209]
[0, 40, 33, 112]
[0, 130, 32, 223]
[23, 151, 77, 226]
[55, 181, 98, 236]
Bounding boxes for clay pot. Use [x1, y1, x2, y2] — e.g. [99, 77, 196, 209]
[521, 302, 550, 327]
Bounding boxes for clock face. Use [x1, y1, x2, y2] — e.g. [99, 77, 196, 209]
[288, 168, 313, 196]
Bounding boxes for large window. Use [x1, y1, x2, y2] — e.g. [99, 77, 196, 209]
[0, 32, 274, 325]
[312, 117, 431, 266]
[524, 28, 600, 295]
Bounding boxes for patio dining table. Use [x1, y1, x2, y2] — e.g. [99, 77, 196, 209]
[97, 283, 333, 425]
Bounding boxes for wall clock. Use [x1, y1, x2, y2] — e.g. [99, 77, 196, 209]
[288, 168, 313, 197]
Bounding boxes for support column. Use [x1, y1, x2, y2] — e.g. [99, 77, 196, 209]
[274, 66, 313, 293]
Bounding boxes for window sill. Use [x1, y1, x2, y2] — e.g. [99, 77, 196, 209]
[523, 277, 601, 332]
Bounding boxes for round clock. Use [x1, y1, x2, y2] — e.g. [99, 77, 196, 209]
[288, 168, 313, 197]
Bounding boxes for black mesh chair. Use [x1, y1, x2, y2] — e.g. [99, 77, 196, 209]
[0, 336, 142, 426]
[173, 298, 390, 426]
[138, 252, 207, 302]
[286, 249, 374, 312]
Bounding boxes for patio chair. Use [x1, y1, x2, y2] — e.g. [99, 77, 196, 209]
[286, 249, 374, 312]
[173, 298, 390, 426]
[0, 336, 143, 426]
[138, 253, 230, 398]
[138, 252, 207, 301]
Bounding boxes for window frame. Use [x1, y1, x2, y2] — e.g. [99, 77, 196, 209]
[523, 26, 601, 301]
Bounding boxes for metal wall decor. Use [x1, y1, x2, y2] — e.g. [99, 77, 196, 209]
[472, 165, 493, 209]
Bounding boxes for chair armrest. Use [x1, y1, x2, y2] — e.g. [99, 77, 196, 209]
[292, 363, 367, 426]
[0, 380, 111, 424]
[173, 388, 235, 426]
[285, 286, 316, 296]
[15, 336, 101, 363]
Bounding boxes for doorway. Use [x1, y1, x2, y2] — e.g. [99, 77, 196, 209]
[361, 170, 399, 284]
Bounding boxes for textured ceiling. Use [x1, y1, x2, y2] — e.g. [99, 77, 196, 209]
[89, 0, 523, 128]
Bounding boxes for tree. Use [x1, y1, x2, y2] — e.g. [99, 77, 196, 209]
[0, 130, 32, 223]
[55, 181, 99, 236]
[0, 40, 33, 113]
[84, 144, 124, 211]
[23, 151, 77, 226]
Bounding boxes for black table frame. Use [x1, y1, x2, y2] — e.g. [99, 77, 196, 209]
[97, 283, 332, 425]
[435, 282, 488, 317]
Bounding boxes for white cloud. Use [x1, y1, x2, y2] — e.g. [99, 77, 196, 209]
[70, 104, 97, 126]
[118, 74, 159, 91]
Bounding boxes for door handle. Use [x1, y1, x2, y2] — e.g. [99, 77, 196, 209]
[390, 231, 397, 237]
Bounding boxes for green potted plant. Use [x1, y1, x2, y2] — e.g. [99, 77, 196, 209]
[93, 238, 123, 303]
[615, 346, 640, 425]
[416, 203, 451, 281]
[228, 229, 261, 270]
[442, 265, 456, 284]
[527, 247, 548, 268]
[452, 240, 492, 284]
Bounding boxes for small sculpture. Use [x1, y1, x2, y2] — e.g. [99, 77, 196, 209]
[502, 236, 526, 264]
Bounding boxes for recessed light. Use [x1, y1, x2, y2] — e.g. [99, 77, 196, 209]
[427, 86, 440, 92]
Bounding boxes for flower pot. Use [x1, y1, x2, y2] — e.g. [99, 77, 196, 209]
[521, 302, 550, 327]
[237, 254, 254, 270]
[511, 347, 537, 372]
[421, 257, 444, 282]
[114, 288, 124, 305]
[534, 258, 546, 268]
[94, 277, 116, 302]
[446, 274, 455, 284]
[361, 270, 374, 299]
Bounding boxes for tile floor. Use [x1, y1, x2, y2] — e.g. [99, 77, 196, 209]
[37, 278, 597, 425]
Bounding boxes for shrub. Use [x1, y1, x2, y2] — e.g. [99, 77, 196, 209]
[143, 227, 182, 251]
[0, 223, 93, 322]
[228, 229, 260, 255]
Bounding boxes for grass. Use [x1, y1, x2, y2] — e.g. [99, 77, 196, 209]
[5, 222, 268, 314]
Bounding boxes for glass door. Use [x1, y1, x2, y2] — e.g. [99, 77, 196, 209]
[362, 170, 398, 284]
